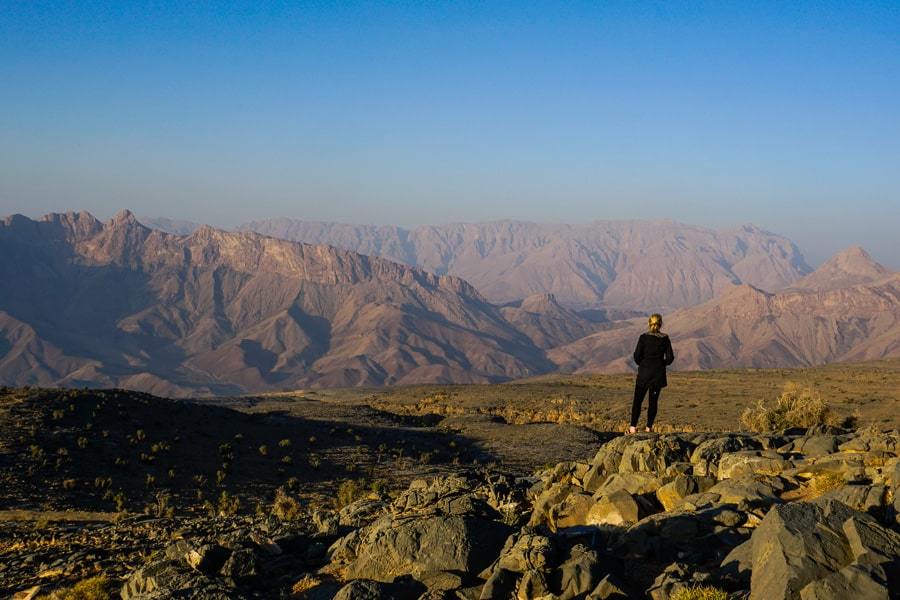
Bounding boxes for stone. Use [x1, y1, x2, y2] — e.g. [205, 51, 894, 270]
[495, 529, 558, 574]
[587, 573, 639, 600]
[586, 489, 640, 526]
[186, 544, 231, 575]
[749, 499, 858, 600]
[719, 539, 753, 585]
[655, 475, 715, 511]
[549, 491, 597, 531]
[552, 544, 604, 600]
[798, 563, 890, 600]
[219, 548, 258, 585]
[339, 514, 512, 583]
[592, 472, 661, 497]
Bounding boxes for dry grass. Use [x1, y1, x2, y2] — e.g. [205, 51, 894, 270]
[809, 472, 847, 498]
[741, 382, 837, 432]
[671, 585, 730, 600]
[34, 575, 117, 600]
[335, 359, 900, 433]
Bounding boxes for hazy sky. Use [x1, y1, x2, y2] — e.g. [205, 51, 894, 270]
[2, 1, 898, 268]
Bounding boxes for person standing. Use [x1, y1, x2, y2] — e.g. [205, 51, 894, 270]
[630, 313, 674, 433]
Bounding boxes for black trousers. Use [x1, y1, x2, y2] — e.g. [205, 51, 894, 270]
[631, 385, 661, 428]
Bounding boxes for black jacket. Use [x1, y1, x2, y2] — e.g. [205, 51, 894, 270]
[633, 332, 675, 390]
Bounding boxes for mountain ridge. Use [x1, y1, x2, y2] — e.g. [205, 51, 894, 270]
[142, 216, 812, 311]
[1, 211, 897, 394]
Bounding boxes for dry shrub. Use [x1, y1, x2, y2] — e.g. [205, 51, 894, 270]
[810, 472, 846, 498]
[272, 487, 303, 521]
[741, 382, 835, 432]
[291, 574, 325, 594]
[671, 585, 730, 600]
[36, 575, 117, 600]
[335, 479, 364, 509]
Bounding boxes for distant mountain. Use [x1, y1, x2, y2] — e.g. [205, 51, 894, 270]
[0, 211, 553, 396]
[549, 253, 900, 373]
[2, 210, 894, 395]
[236, 218, 812, 311]
[138, 216, 203, 236]
[783, 246, 893, 293]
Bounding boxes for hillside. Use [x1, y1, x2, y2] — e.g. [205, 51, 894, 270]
[0, 211, 552, 395]
[230, 218, 811, 311]
[1, 212, 897, 394]
[550, 247, 900, 373]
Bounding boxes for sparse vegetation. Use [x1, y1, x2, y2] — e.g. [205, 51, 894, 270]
[741, 382, 836, 432]
[336, 479, 365, 509]
[671, 585, 730, 600]
[272, 487, 303, 520]
[35, 575, 118, 600]
[810, 472, 846, 498]
[216, 491, 241, 515]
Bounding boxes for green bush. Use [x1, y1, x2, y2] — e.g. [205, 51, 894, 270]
[742, 382, 835, 432]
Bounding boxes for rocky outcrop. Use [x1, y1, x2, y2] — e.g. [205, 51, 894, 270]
[6, 426, 900, 599]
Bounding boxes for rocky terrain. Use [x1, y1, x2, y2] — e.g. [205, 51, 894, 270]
[2, 211, 899, 395]
[2, 382, 899, 599]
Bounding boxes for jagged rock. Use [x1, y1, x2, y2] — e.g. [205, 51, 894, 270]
[479, 567, 518, 600]
[749, 498, 896, 600]
[335, 513, 512, 583]
[6, 428, 900, 600]
[392, 475, 507, 519]
[717, 450, 794, 480]
[655, 475, 715, 511]
[517, 569, 553, 599]
[553, 544, 605, 600]
[719, 539, 753, 586]
[587, 489, 640, 526]
[818, 484, 889, 517]
[618, 436, 695, 474]
[549, 492, 596, 530]
[690, 435, 762, 478]
[493, 528, 559, 574]
[332, 577, 425, 600]
[186, 544, 231, 574]
[587, 573, 640, 600]
[592, 472, 662, 497]
[702, 473, 787, 507]
[529, 482, 581, 527]
[312, 509, 340, 535]
[646, 561, 715, 600]
[220, 548, 258, 584]
[778, 435, 844, 456]
[338, 497, 389, 527]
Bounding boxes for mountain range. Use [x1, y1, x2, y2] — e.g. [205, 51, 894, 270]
[1, 210, 897, 395]
[148, 217, 812, 311]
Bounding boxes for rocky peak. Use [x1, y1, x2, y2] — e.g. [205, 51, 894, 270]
[519, 293, 560, 314]
[787, 246, 893, 292]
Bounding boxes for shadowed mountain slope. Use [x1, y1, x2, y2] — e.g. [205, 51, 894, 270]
[232, 218, 811, 310]
[0, 211, 553, 396]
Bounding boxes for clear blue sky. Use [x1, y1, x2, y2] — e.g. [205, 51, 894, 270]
[2, 1, 898, 268]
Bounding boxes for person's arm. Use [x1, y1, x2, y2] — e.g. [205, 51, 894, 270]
[633, 336, 644, 365]
[664, 336, 674, 366]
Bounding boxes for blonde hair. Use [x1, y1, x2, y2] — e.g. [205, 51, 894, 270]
[648, 313, 663, 333]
